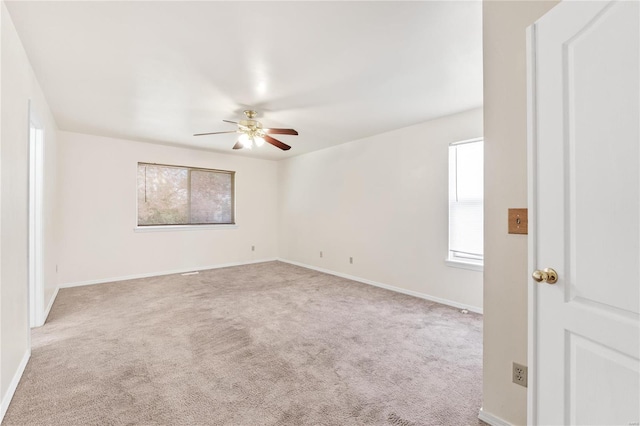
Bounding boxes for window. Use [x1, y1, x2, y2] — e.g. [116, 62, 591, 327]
[448, 139, 483, 269]
[137, 163, 235, 226]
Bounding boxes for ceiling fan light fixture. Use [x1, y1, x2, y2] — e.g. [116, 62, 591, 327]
[239, 133, 252, 149]
[194, 110, 296, 151]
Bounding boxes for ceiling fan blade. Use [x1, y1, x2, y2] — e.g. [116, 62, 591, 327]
[223, 120, 238, 125]
[232, 140, 243, 150]
[193, 130, 238, 136]
[264, 128, 299, 135]
[264, 135, 291, 151]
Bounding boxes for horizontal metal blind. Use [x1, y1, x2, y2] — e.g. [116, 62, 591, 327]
[137, 163, 235, 226]
[449, 140, 483, 260]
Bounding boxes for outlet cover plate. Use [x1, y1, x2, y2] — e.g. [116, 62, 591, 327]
[512, 362, 528, 387]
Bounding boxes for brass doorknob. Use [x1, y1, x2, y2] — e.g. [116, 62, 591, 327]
[532, 268, 558, 284]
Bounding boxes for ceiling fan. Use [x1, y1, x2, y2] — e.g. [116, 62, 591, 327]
[194, 110, 298, 151]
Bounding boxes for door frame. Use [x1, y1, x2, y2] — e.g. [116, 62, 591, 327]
[526, 23, 539, 426]
[28, 100, 45, 328]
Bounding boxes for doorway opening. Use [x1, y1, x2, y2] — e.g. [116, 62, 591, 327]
[29, 103, 45, 328]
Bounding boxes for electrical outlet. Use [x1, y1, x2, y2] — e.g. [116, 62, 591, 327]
[251, 245, 255, 252]
[349, 257, 353, 264]
[320, 251, 323, 258]
[512, 362, 528, 387]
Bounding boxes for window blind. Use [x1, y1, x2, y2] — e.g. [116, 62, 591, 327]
[449, 140, 483, 261]
[137, 163, 235, 226]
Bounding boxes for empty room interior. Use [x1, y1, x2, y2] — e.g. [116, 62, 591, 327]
[1, 1, 639, 425]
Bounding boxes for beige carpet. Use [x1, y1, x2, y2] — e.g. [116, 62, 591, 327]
[4, 261, 483, 425]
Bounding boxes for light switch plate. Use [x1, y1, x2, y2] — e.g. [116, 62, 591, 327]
[508, 208, 528, 235]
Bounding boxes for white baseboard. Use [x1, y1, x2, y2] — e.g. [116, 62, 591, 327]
[58, 256, 482, 313]
[478, 408, 512, 426]
[32, 286, 60, 328]
[43, 286, 59, 323]
[0, 349, 31, 424]
[59, 258, 278, 289]
[277, 258, 483, 314]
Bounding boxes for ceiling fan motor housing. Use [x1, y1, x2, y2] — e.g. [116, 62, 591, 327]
[239, 119, 262, 131]
[239, 110, 264, 138]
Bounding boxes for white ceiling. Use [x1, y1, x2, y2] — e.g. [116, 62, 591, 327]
[5, 1, 482, 160]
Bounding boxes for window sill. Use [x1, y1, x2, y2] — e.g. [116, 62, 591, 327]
[134, 224, 238, 232]
[444, 258, 483, 272]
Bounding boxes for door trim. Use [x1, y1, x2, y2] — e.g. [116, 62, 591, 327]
[526, 23, 539, 426]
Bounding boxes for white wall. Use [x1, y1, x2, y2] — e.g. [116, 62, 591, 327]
[56, 131, 278, 286]
[482, 1, 559, 425]
[0, 0, 59, 416]
[278, 108, 483, 311]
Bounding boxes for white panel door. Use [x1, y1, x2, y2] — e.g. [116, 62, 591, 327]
[529, 1, 639, 424]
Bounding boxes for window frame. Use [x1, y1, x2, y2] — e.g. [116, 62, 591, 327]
[135, 162, 236, 230]
[446, 137, 484, 272]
